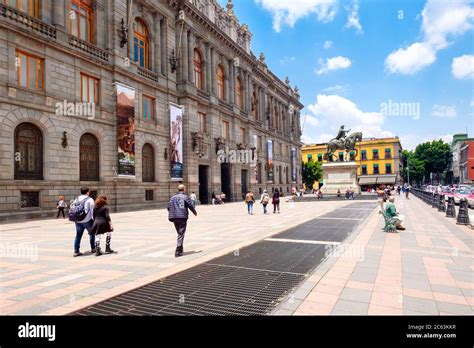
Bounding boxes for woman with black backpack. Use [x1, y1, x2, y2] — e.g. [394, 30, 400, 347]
[272, 189, 281, 214]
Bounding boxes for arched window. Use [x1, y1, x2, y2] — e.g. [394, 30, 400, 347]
[252, 91, 257, 119]
[70, 0, 94, 43]
[14, 123, 43, 180]
[236, 77, 243, 109]
[217, 64, 225, 100]
[134, 18, 149, 68]
[80, 133, 99, 181]
[142, 143, 155, 183]
[193, 49, 203, 89]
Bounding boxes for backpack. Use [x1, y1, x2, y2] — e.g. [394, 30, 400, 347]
[68, 197, 89, 222]
[262, 194, 270, 204]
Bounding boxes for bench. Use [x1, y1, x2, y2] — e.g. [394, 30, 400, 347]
[382, 211, 397, 233]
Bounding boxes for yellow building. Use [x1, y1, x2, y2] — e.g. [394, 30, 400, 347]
[302, 137, 403, 190]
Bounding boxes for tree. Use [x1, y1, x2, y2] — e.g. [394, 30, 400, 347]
[302, 160, 323, 190]
[402, 150, 425, 185]
[414, 139, 451, 183]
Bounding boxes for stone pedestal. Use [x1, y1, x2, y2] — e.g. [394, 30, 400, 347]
[321, 162, 360, 194]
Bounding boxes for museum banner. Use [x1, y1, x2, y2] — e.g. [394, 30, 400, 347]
[291, 147, 297, 182]
[116, 83, 136, 177]
[170, 104, 184, 181]
[267, 140, 274, 182]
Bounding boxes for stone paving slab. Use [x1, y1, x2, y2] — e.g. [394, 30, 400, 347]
[275, 195, 474, 316]
[0, 200, 355, 315]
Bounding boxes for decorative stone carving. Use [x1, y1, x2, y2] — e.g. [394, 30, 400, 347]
[259, 52, 266, 64]
[285, 77, 290, 86]
[215, 137, 226, 154]
[226, 0, 235, 16]
[192, 132, 206, 158]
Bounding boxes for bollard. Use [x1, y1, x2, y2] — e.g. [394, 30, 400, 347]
[446, 196, 456, 218]
[438, 194, 446, 213]
[457, 198, 470, 225]
[432, 193, 438, 208]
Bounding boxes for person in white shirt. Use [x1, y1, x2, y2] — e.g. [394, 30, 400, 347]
[189, 192, 197, 209]
[73, 187, 96, 257]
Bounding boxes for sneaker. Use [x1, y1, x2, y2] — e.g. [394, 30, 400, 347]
[91, 249, 96, 253]
[73, 252, 83, 257]
[175, 251, 183, 258]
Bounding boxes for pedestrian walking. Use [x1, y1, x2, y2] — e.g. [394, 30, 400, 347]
[56, 195, 67, 219]
[90, 194, 115, 256]
[272, 189, 281, 214]
[69, 187, 96, 257]
[190, 192, 197, 209]
[260, 190, 270, 214]
[167, 185, 197, 258]
[244, 191, 255, 215]
[406, 184, 411, 199]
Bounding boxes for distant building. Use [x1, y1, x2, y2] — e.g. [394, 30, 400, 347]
[447, 134, 474, 184]
[302, 137, 403, 190]
[459, 141, 474, 184]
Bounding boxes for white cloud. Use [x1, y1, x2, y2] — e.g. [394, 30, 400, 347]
[255, 0, 338, 32]
[306, 94, 393, 139]
[316, 56, 352, 75]
[385, 42, 436, 75]
[280, 56, 296, 65]
[322, 84, 349, 94]
[452, 54, 474, 79]
[345, 0, 363, 34]
[323, 40, 333, 49]
[385, 0, 474, 75]
[302, 113, 320, 128]
[431, 104, 457, 118]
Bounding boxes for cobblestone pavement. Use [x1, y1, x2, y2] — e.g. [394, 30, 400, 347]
[0, 199, 354, 315]
[274, 195, 474, 315]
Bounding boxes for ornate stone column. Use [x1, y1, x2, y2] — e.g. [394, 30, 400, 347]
[53, 0, 65, 28]
[181, 27, 188, 83]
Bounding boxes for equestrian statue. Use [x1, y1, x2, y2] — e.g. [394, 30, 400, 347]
[324, 125, 363, 161]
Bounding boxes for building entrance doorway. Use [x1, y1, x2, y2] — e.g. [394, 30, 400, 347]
[199, 165, 209, 204]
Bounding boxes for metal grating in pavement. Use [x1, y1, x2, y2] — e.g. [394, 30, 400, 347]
[74, 202, 375, 316]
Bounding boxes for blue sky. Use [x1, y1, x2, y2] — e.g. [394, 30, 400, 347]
[218, 0, 474, 150]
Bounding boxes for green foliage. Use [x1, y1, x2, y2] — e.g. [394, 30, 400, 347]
[302, 160, 323, 190]
[403, 139, 452, 184]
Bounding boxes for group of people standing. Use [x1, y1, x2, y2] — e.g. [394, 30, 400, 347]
[244, 189, 281, 215]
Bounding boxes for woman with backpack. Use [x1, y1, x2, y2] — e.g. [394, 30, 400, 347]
[260, 190, 270, 214]
[244, 191, 256, 215]
[272, 189, 281, 214]
[90, 194, 115, 256]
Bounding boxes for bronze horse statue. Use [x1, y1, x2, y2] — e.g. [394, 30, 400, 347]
[324, 131, 363, 161]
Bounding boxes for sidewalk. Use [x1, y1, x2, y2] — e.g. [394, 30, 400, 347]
[0, 199, 354, 315]
[275, 195, 474, 315]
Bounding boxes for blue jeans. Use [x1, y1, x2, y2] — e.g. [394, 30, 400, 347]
[247, 202, 254, 214]
[263, 204, 268, 214]
[74, 220, 95, 253]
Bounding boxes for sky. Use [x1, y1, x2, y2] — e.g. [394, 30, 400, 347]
[217, 0, 474, 150]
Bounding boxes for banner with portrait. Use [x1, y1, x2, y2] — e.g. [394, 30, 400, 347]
[116, 83, 136, 177]
[267, 140, 274, 182]
[291, 147, 297, 182]
[170, 104, 184, 181]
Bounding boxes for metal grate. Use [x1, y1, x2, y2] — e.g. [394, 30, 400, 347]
[74, 202, 375, 316]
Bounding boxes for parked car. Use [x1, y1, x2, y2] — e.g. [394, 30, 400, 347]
[453, 188, 474, 204]
[467, 191, 474, 208]
[440, 186, 455, 202]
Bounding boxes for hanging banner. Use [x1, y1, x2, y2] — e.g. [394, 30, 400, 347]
[170, 104, 184, 181]
[291, 147, 297, 182]
[267, 140, 274, 182]
[116, 83, 136, 177]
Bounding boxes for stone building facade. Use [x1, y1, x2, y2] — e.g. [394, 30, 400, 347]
[0, 0, 303, 221]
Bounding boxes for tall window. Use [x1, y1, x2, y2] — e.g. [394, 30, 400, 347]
[199, 112, 207, 133]
[217, 64, 225, 100]
[193, 49, 203, 89]
[317, 154, 323, 162]
[81, 73, 99, 104]
[16, 50, 44, 91]
[361, 150, 367, 160]
[142, 95, 155, 122]
[70, 0, 94, 43]
[142, 143, 155, 182]
[279, 143, 283, 157]
[80, 133, 99, 181]
[240, 127, 246, 144]
[385, 164, 392, 174]
[373, 149, 379, 160]
[252, 91, 257, 119]
[373, 164, 379, 175]
[134, 18, 149, 68]
[385, 148, 391, 159]
[14, 123, 43, 180]
[222, 120, 230, 139]
[273, 107, 278, 129]
[3, 0, 39, 17]
[362, 165, 368, 175]
[236, 77, 243, 109]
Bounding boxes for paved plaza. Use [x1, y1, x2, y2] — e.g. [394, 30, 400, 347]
[0, 196, 472, 316]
